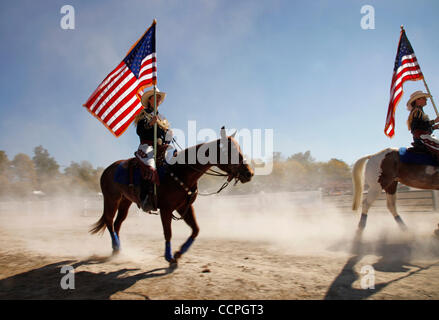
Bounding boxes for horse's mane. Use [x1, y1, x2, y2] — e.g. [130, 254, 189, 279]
[171, 136, 241, 167]
[172, 139, 219, 165]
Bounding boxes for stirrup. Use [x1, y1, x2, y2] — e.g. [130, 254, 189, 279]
[141, 195, 158, 214]
[141, 195, 152, 211]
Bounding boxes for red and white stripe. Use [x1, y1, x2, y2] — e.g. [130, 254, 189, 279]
[420, 134, 439, 151]
[389, 54, 422, 104]
[84, 53, 157, 137]
[385, 54, 423, 137]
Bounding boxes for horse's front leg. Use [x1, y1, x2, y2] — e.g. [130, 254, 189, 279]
[174, 205, 199, 262]
[160, 209, 175, 263]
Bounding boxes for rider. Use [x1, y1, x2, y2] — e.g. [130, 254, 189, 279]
[407, 90, 439, 158]
[134, 88, 172, 211]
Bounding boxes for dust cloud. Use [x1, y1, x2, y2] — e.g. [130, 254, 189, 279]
[1, 191, 439, 263]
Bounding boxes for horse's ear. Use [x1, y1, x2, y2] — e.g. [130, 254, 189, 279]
[220, 126, 227, 140]
[230, 130, 237, 138]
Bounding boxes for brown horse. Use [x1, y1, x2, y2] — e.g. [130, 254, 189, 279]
[90, 127, 254, 264]
[352, 147, 439, 235]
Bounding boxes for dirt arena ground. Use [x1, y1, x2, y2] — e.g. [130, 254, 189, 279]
[1, 193, 439, 300]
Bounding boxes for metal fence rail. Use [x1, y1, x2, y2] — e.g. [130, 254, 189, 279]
[322, 189, 439, 213]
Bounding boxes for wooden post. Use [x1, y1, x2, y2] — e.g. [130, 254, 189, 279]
[432, 190, 439, 212]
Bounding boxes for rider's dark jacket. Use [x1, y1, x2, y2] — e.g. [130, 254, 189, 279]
[410, 107, 434, 149]
[136, 110, 170, 144]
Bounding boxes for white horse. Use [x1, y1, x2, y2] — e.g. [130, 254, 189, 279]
[351, 147, 439, 234]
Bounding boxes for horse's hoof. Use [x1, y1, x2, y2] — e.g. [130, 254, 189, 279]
[112, 248, 120, 256]
[169, 259, 178, 269]
[174, 251, 182, 260]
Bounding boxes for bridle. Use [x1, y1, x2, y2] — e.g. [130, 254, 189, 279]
[174, 137, 245, 181]
[166, 136, 249, 220]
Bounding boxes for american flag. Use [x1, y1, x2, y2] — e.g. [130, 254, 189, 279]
[384, 28, 423, 138]
[83, 21, 157, 137]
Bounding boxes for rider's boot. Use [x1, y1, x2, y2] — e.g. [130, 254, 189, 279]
[142, 194, 153, 212]
[140, 181, 154, 212]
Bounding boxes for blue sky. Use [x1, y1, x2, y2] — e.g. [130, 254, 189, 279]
[1, 0, 438, 169]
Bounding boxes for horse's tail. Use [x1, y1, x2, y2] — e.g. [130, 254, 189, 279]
[89, 215, 106, 235]
[89, 165, 112, 235]
[352, 154, 372, 211]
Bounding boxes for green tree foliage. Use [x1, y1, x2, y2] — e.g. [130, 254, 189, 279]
[321, 158, 350, 180]
[32, 145, 60, 179]
[287, 150, 315, 164]
[0, 151, 11, 197]
[64, 161, 102, 193]
[10, 153, 37, 197]
[0, 147, 353, 198]
[0, 151, 9, 174]
[224, 151, 352, 195]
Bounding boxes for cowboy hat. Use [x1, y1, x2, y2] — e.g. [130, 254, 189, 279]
[141, 88, 167, 107]
[406, 90, 431, 110]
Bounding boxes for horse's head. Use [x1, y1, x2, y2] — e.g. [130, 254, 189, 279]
[215, 127, 254, 184]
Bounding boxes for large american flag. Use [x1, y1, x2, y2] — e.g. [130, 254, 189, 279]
[83, 21, 157, 137]
[384, 28, 423, 138]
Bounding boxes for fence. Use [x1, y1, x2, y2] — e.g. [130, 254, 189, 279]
[0, 190, 437, 216]
[322, 189, 439, 213]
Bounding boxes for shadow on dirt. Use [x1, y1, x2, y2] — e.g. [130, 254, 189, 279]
[0, 256, 175, 299]
[324, 234, 439, 299]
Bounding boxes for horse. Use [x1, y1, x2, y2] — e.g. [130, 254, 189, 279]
[352, 147, 439, 235]
[90, 127, 254, 265]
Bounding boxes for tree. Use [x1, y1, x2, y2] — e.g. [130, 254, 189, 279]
[32, 145, 60, 178]
[0, 150, 9, 174]
[287, 150, 315, 164]
[64, 161, 101, 193]
[10, 153, 37, 196]
[0, 151, 11, 197]
[273, 152, 283, 162]
[321, 158, 350, 179]
[12, 154, 36, 182]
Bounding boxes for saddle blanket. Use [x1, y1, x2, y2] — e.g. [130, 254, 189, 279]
[114, 162, 142, 186]
[114, 160, 168, 186]
[398, 147, 439, 166]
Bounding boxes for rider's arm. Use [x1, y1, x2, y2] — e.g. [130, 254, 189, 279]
[411, 118, 431, 131]
[148, 116, 158, 126]
[428, 117, 439, 129]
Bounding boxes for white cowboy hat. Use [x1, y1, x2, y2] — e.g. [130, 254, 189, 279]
[141, 88, 167, 107]
[406, 90, 431, 110]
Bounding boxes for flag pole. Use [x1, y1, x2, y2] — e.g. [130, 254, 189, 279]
[422, 78, 439, 117]
[401, 25, 439, 117]
[152, 18, 158, 210]
[153, 85, 158, 210]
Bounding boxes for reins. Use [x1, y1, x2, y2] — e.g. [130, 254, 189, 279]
[171, 138, 229, 177]
[168, 138, 235, 220]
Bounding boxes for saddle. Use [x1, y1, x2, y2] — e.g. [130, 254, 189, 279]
[125, 145, 170, 211]
[119, 158, 142, 187]
[117, 158, 157, 211]
[399, 145, 439, 166]
[408, 142, 429, 154]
